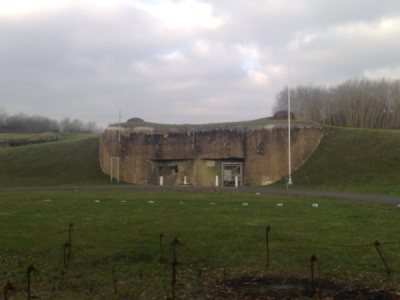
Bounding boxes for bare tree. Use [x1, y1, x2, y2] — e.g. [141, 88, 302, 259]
[0, 107, 8, 129]
[0, 110, 99, 133]
[274, 78, 400, 129]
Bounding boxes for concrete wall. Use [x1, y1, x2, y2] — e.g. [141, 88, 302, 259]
[99, 124, 322, 186]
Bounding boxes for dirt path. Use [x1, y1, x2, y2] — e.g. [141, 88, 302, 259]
[1, 184, 400, 205]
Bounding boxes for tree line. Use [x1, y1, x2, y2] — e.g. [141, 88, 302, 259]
[0, 109, 99, 133]
[274, 78, 400, 128]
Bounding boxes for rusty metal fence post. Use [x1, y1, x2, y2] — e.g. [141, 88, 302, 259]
[374, 240, 391, 278]
[265, 225, 271, 269]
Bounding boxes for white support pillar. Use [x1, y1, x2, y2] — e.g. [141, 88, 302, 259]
[184, 176, 187, 185]
[160, 176, 164, 186]
[110, 157, 113, 182]
[235, 176, 239, 188]
[215, 175, 219, 187]
[117, 157, 120, 183]
[110, 156, 120, 183]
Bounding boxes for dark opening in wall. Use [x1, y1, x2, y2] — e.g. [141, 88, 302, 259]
[158, 165, 178, 176]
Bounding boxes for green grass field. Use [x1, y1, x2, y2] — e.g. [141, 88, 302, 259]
[1, 189, 399, 299]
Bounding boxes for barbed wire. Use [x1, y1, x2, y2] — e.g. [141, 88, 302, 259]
[1, 225, 400, 299]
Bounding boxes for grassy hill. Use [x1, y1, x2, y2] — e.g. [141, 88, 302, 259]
[283, 126, 400, 195]
[0, 133, 109, 187]
[118, 116, 314, 129]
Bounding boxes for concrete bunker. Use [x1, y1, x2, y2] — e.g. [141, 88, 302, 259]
[99, 120, 322, 187]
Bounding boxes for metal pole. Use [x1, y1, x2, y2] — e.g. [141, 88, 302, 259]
[310, 255, 317, 295]
[374, 240, 391, 278]
[288, 86, 293, 185]
[118, 109, 121, 143]
[110, 157, 113, 182]
[265, 225, 271, 269]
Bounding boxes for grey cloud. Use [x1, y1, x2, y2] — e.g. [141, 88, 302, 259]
[0, 1, 399, 126]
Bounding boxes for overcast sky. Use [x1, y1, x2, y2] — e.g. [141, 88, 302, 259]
[1, 0, 400, 126]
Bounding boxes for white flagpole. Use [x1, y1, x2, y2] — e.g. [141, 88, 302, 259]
[287, 86, 293, 185]
[118, 109, 121, 143]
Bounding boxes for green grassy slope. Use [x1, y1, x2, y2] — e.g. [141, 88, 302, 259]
[0, 134, 109, 187]
[285, 126, 400, 195]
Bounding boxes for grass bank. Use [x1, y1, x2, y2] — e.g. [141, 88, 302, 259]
[0, 132, 57, 141]
[120, 116, 314, 129]
[0, 189, 399, 298]
[277, 126, 400, 195]
[0, 134, 109, 187]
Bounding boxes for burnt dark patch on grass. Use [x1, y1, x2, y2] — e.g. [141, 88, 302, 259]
[216, 276, 395, 299]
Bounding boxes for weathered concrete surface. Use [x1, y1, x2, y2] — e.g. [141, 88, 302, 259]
[99, 124, 322, 186]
